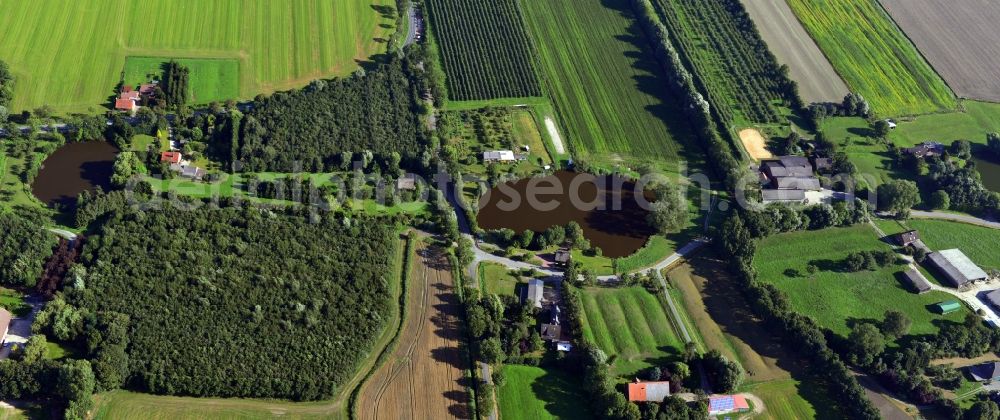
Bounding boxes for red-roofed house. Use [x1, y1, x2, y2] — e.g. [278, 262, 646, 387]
[708, 395, 750, 415]
[115, 97, 137, 112]
[161, 151, 183, 164]
[627, 380, 671, 402]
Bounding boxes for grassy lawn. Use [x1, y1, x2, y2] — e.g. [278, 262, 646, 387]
[519, 0, 701, 176]
[478, 262, 523, 297]
[0, 289, 29, 317]
[878, 218, 1000, 271]
[748, 379, 839, 420]
[497, 365, 594, 420]
[755, 225, 969, 340]
[123, 57, 240, 105]
[888, 101, 1000, 148]
[44, 340, 81, 361]
[0, 0, 396, 113]
[786, 0, 956, 116]
[572, 235, 674, 276]
[578, 286, 684, 376]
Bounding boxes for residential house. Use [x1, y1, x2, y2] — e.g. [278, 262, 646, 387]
[139, 83, 157, 96]
[761, 156, 813, 179]
[900, 269, 931, 294]
[540, 323, 561, 342]
[892, 230, 920, 247]
[627, 380, 671, 402]
[708, 395, 751, 416]
[397, 174, 417, 191]
[115, 85, 141, 113]
[813, 157, 834, 173]
[554, 249, 571, 267]
[170, 164, 206, 181]
[483, 150, 517, 164]
[903, 141, 945, 158]
[926, 249, 988, 289]
[969, 362, 1000, 382]
[161, 151, 183, 164]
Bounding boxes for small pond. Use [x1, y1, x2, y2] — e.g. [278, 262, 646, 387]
[476, 171, 654, 258]
[973, 156, 1000, 192]
[32, 141, 118, 208]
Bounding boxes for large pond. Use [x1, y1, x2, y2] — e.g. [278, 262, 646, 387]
[973, 156, 1000, 192]
[476, 171, 654, 258]
[32, 141, 118, 208]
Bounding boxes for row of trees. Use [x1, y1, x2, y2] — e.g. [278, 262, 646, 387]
[162, 61, 190, 106]
[0, 60, 13, 118]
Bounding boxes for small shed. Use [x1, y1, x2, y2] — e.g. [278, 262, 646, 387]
[556, 341, 573, 352]
[900, 269, 931, 294]
[396, 175, 417, 191]
[933, 300, 962, 314]
[554, 249, 571, 266]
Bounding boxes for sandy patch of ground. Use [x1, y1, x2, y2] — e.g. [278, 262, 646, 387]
[739, 128, 773, 161]
[544, 117, 566, 155]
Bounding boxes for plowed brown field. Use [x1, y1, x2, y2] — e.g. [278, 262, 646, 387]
[356, 243, 471, 420]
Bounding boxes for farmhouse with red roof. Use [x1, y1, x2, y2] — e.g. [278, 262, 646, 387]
[161, 151, 183, 164]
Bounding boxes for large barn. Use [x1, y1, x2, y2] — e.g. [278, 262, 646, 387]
[927, 249, 988, 289]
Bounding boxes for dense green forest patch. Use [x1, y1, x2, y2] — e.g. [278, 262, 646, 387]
[0, 208, 57, 287]
[239, 57, 424, 172]
[70, 207, 398, 401]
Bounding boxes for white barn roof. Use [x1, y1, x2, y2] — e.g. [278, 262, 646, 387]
[929, 249, 988, 287]
[526, 279, 544, 308]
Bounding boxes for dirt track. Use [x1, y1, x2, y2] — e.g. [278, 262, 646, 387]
[356, 243, 471, 420]
[739, 129, 772, 161]
[879, 0, 1000, 102]
[740, 0, 848, 103]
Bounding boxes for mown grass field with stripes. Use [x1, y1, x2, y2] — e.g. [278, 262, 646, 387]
[425, 0, 541, 101]
[786, 0, 956, 116]
[520, 0, 697, 172]
[579, 286, 684, 376]
[0, 0, 395, 112]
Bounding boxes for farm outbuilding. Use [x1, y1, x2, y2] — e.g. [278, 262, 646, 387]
[927, 249, 988, 289]
[892, 230, 920, 247]
[524, 279, 544, 309]
[761, 189, 806, 204]
[627, 380, 671, 402]
[985, 290, 1000, 310]
[900, 269, 932, 294]
[968, 362, 1000, 382]
[708, 395, 750, 415]
[932, 300, 962, 314]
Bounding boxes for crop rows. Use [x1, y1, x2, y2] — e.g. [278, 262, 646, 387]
[786, 0, 956, 116]
[426, 0, 541, 101]
[654, 0, 792, 125]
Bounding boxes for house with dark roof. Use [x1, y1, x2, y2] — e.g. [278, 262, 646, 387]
[554, 249, 571, 266]
[761, 157, 813, 179]
[892, 230, 920, 247]
[627, 380, 671, 402]
[903, 141, 945, 158]
[927, 249, 988, 289]
[540, 323, 561, 342]
[900, 269, 931, 294]
[139, 83, 157, 96]
[813, 157, 834, 173]
[969, 362, 1000, 382]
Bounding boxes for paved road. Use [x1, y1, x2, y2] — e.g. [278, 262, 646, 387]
[46, 228, 78, 240]
[403, 3, 421, 47]
[910, 210, 1000, 229]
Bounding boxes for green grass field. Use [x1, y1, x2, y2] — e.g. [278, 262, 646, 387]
[748, 379, 838, 420]
[0, 0, 395, 113]
[123, 57, 239, 105]
[786, 0, 955, 116]
[478, 262, 523, 297]
[519, 0, 699, 174]
[497, 365, 594, 420]
[878, 219, 1000, 271]
[755, 225, 968, 340]
[578, 286, 684, 376]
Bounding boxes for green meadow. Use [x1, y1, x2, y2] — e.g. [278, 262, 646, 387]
[123, 57, 240, 105]
[0, 0, 395, 113]
[579, 286, 684, 376]
[786, 0, 956, 116]
[878, 218, 1000, 271]
[497, 365, 594, 420]
[755, 225, 968, 340]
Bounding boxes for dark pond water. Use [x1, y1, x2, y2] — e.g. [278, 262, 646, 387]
[32, 141, 118, 208]
[476, 171, 654, 258]
[973, 156, 1000, 192]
